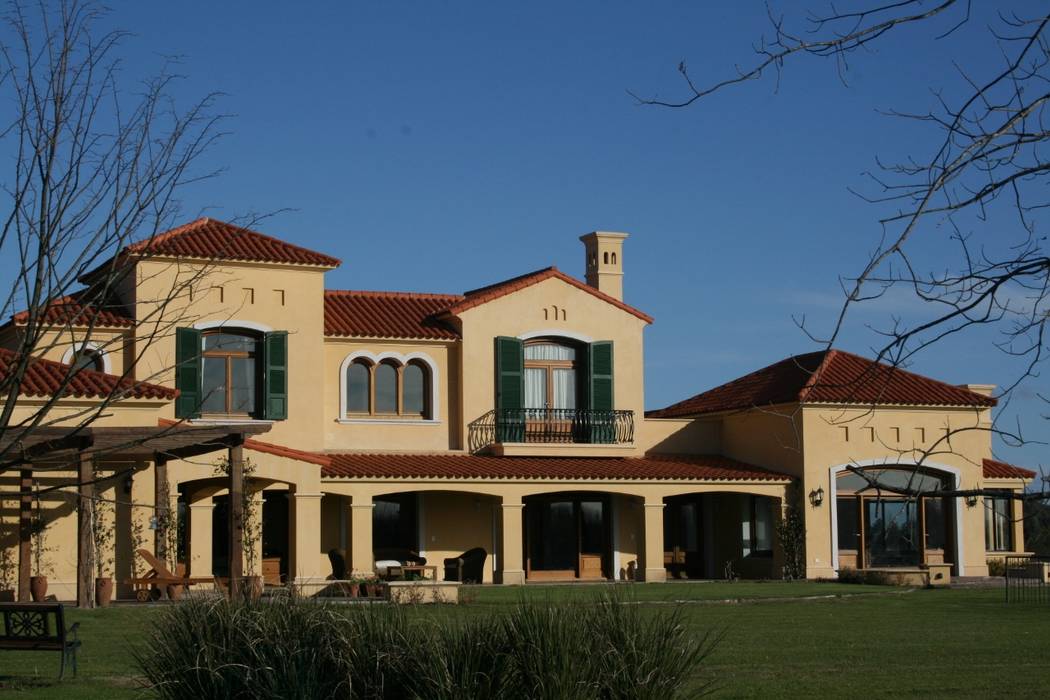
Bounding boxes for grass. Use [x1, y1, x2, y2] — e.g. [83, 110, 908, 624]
[1, 582, 1048, 698]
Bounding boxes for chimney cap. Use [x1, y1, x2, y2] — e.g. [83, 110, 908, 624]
[579, 231, 629, 242]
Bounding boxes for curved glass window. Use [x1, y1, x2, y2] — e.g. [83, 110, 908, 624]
[347, 360, 371, 413]
[403, 362, 426, 416]
[374, 362, 399, 414]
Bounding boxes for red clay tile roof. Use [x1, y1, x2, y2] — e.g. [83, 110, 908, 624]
[0, 347, 176, 400]
[443, 266, 654, 324]
[10, 294, 134, 329]
[648, 349, 997, 418]
[324, 290, 461, 340]
[91, 218, 341, 272]
[983, 458, 1037, 480]
[321, 452, 788, 481]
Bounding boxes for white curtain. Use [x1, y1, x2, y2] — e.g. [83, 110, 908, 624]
[553, 368, 576, 409]
[524, 368, 546, 408]
[525, 343, 576, 361]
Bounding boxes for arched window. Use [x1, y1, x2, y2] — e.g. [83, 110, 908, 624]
[201, 330, 260, 415]
[69, 347, 104, 372]
[375, 361, 399, 414]
[611, 252, 617, 265]
[403, 361, 427, 416]
[346, 360, 372, 413]
[342, 354, 435, 419]
[603, 252, 609, 264]
[524, 339, 579, 410]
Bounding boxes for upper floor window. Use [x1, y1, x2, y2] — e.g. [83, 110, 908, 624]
[345, 356, 433, 419]
[70, 346, 104, 372]
[201, 331, 260, 415]
[524, 340, 579, 410]
[174, 327, 288, 421]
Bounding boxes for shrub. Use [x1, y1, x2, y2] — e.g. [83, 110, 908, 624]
[135, 589, 715, 699]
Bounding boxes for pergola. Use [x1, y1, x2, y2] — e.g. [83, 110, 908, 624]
[0, 422, 271, 606]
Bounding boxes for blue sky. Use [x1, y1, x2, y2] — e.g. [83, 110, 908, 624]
[6, 2, 1048, 469]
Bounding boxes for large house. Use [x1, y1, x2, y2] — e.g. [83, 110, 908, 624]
[0, 218, 1035, 599]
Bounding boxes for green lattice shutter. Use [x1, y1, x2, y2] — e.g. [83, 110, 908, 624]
[588, 341, 614, 442]
[495, 336, 523, 441]
[263, 331, 288, 420]
[174, 327, 202, 419]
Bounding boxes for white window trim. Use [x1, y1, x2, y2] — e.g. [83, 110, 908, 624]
[193, 319, 273, 333]
[517, 329, 594, 343]
[62, 341, 111, 374]
[338, 350, 440, 422]
[828, 458, 965, 576]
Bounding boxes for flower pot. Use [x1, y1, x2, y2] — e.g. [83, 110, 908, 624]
[364, 583, 379, 598]
[166, 583, 184, 601]
[346, 582, 359, 598]
[94, 577, 113, 607]
[29, 575, 47, 602]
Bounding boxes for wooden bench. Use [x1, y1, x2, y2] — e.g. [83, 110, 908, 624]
[0, 603, 80, 678]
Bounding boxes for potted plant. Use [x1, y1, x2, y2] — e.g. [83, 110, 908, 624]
[215, 457, 263, 600]
[363, 575, 381, 598]
[156, 507, 185, 601]
[29, 493, 52, 601]
[0, 512, 15, 601]
[91, 478, 115, 607]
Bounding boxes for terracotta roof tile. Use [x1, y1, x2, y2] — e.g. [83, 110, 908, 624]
[11, 294, 134, 329]
[444, 266, 654, 324]
[90, 218, 341, 273]
[983, 458, 1037, 480]
[0, 347, 176, 400]
[321, 452, 788, 481]
[324, 290, 461, 340]
[648, 349, 997, 418]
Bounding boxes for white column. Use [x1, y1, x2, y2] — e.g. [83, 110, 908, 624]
[642, 497, 666, 583]
[290, 492, 324, 583]
[350, 495, 375, 577]
[187, 500, 214, 578]
[500, 496, 525, 585]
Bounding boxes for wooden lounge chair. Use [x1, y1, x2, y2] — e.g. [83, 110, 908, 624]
[124, 549, 214, 602]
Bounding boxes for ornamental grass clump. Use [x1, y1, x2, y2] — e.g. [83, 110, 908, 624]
[135, 589, 715, 699]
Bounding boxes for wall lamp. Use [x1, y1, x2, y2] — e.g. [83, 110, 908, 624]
[965, 493, 979, 508]
[809, 487, 825, 507]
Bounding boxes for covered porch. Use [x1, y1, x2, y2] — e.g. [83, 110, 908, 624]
[318, 453, 793, 584]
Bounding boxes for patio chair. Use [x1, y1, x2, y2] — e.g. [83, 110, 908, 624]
[124, 549, 214, 601]
[443, 547, 487, 583]
[327, 549, 348, 580]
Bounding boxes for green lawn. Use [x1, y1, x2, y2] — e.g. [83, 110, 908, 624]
[2, 582, 1048, 698]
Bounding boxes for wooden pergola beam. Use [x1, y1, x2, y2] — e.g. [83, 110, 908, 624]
[227, 439, 245, 599]
[17, 469, 31, 601]
[154, 455, 169, 565]
[76, 451, 95, 608]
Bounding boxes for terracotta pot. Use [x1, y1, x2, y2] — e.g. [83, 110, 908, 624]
[0, 589, 14, 602]
[364, 583, 379, 598]
[347, 582, 359, 598]
[166, 584, 184, 601]
[29, 575, 47, 602]
[95, 577, 113, 607]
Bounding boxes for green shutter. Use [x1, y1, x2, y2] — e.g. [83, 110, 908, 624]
[263, 331, 288, 420]
[495, 336, 523, 442]
[588, 341, 614, 443]
[174, 327, 202, 419]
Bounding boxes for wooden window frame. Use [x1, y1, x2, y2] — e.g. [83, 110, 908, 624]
[345, 358, 431, 420]
[200, 330, 260, 417]
[523, 339, 580, 409]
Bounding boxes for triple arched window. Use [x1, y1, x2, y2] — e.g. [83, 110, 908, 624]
[346, 357, 432, 418]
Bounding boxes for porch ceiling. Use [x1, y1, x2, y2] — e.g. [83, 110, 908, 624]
[321, 452, 792, 482]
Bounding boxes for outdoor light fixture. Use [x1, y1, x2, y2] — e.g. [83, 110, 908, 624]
[965, 493, 979, 508]
[809, 486, 825, 507]
[123, 475, 133, 494]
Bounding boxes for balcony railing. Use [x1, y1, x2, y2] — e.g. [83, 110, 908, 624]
[468, 408, 634, 452]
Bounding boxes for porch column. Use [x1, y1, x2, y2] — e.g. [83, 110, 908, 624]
[187, 499, 214, 578]
[250, 493, 265, 579]
[290, 492, 323, 583]
[17, 469, 31, 601]
[349, 495, 374, 577]
[500, 496, 525, 585]
[642, 496, 666, 583]
[76, 452, 96, 608]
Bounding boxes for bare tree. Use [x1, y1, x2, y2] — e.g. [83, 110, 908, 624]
[0, 0, 230, 467]
[633, 2, 1050, 527]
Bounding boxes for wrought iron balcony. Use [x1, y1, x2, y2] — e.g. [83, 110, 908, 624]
[468, 408, 634, 452]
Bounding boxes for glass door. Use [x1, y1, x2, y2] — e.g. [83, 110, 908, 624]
[664, 497, 703, 578]
[864, 499, 921, 567]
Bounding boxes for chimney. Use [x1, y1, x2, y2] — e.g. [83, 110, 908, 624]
[580, 231, 628, 301]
